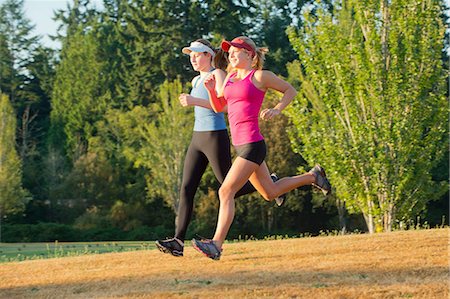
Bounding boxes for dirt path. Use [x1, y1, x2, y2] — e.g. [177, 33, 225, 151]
[0, 228, 448, 298]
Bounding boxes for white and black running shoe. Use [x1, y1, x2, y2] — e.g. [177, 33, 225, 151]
[155, 237, 184, 257]
[191, 238, 222, 260]
[271, 173, 287, 207]
[309, 164, 332, 195]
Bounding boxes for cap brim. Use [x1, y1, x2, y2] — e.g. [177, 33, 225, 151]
[182, 46, 214, 55]
[221, 40, 232, 52]
[182, 47, 192, 54]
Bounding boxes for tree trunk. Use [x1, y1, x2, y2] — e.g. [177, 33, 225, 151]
[267, 208, 273, 233]
[18, 105, 37, 161]
[364, 199, 375, 233]
[363, 212, 374, 234]
[383, 202, 394, 232]
[336, 197, 347, 234]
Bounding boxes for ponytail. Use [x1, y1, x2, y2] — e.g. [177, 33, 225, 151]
[194, 38, 229, 71]
[213, 49, 228, 71]
[252, 47, 269, 70]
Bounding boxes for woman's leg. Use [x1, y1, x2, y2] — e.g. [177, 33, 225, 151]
[204, 130, 256, 197]
[175, 136, 209, 242]
[212, 157, 259, 248]
[249, 161, 315, 201]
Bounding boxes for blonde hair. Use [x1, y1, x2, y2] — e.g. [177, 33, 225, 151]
[226, 36, 268, 72]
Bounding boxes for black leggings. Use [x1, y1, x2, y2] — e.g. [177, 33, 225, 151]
[175, 130, 255, 241]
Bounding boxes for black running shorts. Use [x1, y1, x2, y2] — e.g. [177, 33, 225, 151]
[234, 140, 266, 165]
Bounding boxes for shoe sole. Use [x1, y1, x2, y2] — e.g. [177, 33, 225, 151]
[155, 241, 183, 257]
[271, 173, 287, 207]
[312, 182, 331, 196]
[191, 240, 221, 261]
[275, 195, 286, 207]
[312, 165, 332, 196]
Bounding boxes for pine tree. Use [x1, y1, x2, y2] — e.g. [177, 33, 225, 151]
[0, 0, 39, 106]
[0, 0, 56, 204]
[51, 27, 106, 159]
[287, 0, 447, 233]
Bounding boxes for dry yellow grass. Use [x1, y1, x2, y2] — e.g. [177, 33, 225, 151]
[0, 228, 448, 298]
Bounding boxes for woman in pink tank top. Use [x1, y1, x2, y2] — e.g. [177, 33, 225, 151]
[191, 36, 332, 260]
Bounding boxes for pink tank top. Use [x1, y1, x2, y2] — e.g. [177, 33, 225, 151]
[223, 69, 266, 146]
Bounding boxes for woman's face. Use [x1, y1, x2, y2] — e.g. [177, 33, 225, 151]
[189, 52, 211, 72]
[228, 46, 252, 68]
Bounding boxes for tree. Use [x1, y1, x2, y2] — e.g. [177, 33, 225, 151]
[50, 26, 106, 160]
[232, 89, 314, 235]
[0, 93, 28, 216]
[0, 0, 49, 163]
[0, 0, 57, 223]
[287, 0, 447, 233]
[130, 79, 193, 215]
[0, 0, 39, 106]
[102, 80, 192, 216]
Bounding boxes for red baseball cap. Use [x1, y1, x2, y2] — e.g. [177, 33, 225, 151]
[221, 38, 255, 57]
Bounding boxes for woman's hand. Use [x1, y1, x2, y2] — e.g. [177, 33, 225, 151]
[260, 108, 281, 121]
[204, 74, 216, 92]
[179, 93, 192, 107]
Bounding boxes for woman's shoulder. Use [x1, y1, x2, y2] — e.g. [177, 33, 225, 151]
[191, 75, 201, 84]
[254, 69, 276, 79]
[191, 75, 200, 84]
[212, 68, 226, 76]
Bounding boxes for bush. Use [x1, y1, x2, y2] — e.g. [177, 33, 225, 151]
[79, 227, 126, 241]
[1, 223, 174, 242]
[1, 223, 77, 242]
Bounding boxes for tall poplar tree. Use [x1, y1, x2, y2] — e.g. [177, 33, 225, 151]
[287, 0, 447, 233]
[0, 93, 28, 216]
[127, 80, 193, 215]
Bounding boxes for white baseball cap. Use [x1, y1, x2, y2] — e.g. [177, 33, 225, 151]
[182, 41, 215, 57]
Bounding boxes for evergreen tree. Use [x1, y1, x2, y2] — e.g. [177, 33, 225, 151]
[0, 93, 28, 216]
[0, 0, 46, 162]
[0, 0, 56, 209]
[287, 0, 447, 233]
[250, 0, 302, 76]
[112, 0, 187, 107]
[0, 0, 39, 106]
[20, 45, 56, 201]
[51, 27, 106, 160]
[205, 0, 255, 40]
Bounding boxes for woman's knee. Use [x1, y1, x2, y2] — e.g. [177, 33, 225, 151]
[218, 185, 236, 202]
[260, 190, 277, 201]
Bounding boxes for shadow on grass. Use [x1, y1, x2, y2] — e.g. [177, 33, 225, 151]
[0, 266, 447, 298]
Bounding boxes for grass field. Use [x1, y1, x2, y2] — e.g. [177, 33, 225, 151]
[0, 241, 156, 263]
[0, 228, 448, 298]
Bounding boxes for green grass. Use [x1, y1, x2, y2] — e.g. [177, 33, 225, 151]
[0, 241, 157, 263]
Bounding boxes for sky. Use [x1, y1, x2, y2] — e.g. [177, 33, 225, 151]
[0, 0, 449, 50]
[1, 0, 104, 49]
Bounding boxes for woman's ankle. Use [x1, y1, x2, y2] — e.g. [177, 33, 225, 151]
[212, 240, 223, 249]
[174, 237, 184, 246]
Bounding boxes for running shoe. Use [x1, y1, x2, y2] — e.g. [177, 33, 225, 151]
[191, 238, 222, 260]
[271, 173, 287, 207]
[155, 237, 184, 257]
[309, 164, 332, 195]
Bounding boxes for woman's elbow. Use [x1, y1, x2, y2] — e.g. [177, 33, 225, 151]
[211, 104, 223, 113]
[288, 85, 297, 97]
